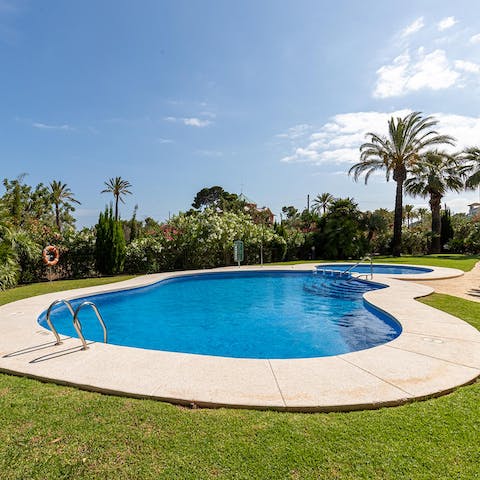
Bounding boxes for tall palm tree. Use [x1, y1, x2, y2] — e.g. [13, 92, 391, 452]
[405, 151, 467, 254]
[101, 177, 132, 221]
[403, 204, 415, 228]
[349, 112, 455, 256]
[462, 147, 480, 188]
[49, 180, 80, 230]
[312, 192, 334, 215]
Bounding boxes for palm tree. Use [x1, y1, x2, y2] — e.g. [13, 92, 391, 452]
[349, 112, 455, 257]
[49, 180, 80, 230]
[101, 177, 132, 221]
[462, 147, 480, 188]
[405, 151, 467, 254]
[312, 192, 334, 215]
[416, 207, 429, 225]
[403, 204, 415, 228]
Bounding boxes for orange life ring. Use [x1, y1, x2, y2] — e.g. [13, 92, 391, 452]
[42, 245, 60, 266]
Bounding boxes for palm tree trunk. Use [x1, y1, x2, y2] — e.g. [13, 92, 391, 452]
[55, 203, 61, 230]
[392, 176, 404, 257]
[115, 195, 119, 221]
[430, 194, 442, 254]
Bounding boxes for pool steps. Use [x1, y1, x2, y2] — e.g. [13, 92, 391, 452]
[304, 276, 384, 301]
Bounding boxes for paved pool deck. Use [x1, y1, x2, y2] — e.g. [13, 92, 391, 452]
[0, 263, 478, 412]
[415, 261, 480, 303]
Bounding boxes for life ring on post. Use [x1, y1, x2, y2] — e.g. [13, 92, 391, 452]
[42, 245, 60, 266]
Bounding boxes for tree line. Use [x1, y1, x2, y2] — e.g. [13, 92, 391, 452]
[1, 111, 480, 290]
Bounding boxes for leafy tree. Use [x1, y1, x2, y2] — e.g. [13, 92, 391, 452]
[317, 198, 367, 259]
[101, 176, 132, 221]
[349, 112, 455, 256]
[49, 180, 81, 230]
[405, 151, 467, 254]
[95, 206, 126, 275]
[312, 192, 334, 215]
[191, 186, 245, 212]
[281, 206, 299, 221]
[1, 175, 52, 228]
[364, 210, 389, 243]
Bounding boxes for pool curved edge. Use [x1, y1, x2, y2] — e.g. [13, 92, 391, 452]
[0, 264, 478, 412]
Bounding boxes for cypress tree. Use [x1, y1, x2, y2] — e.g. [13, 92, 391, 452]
[95, 206, 126, 275]
[440, 207, 454, 252]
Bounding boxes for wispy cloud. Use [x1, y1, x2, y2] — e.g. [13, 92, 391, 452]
[183, 117, 211, 127]
[454, 59, 480, 74]
[280, 110, 480, 166]
[156, 137, 174, 144]
[437, 16, 457, 31]
[165, 116, 212, 127]
[32, 122, 75, 131]
[275, 124, 312, 140]
[401, 17, 424, 37]
[470, 33, 480, 44]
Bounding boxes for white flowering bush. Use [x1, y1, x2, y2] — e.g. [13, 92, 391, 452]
[59, 228, 97, 278]
[124, 209, 286, 272]
[125, 236, 164, 273]
[167, 209, 286, 268]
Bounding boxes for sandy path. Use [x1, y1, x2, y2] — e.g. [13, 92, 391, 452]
[416, 261, 480, 303]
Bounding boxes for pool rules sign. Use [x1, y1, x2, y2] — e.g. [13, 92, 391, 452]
[233, 240, 244, 266]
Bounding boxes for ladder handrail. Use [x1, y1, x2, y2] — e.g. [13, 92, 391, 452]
[342, 256, 373, 279]
[46, 299, 75, 345]
[73, 301, 108, 350]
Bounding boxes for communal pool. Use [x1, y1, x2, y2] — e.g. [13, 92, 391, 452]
[317, 264, 433, 275]
[39, 271, 401, 359]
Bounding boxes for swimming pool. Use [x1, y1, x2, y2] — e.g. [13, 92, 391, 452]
[317, 264, 433, 275]
[38, 271, 400, 359]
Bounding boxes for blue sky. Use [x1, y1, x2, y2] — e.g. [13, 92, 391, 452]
[1, 0, 480, 227]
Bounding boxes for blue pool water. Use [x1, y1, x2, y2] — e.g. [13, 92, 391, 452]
[317, 264, 433, 275]
[38, 271, 401, 359]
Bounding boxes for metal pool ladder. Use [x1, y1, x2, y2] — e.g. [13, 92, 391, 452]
[46, 299, 108, 350]
[342, 256, 373, 280]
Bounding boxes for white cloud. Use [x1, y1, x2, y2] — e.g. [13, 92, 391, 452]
[32, 122, 74, 131]
[454, 59, 480, 73]
[280, 110, 480, 166]
[156, 137, 174, 144]
[165, 116, 212, 127]
[437, 16, 457, 31]
[401, 17, 424, 37]
[470, 33, 480, 44]
[276, 124, 311, 140]
[183, 117, 211, 127]
[374, 48, 461, 98]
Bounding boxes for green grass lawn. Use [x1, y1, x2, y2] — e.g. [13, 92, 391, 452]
[0, 275, 135, 307]
[0, 274, 479, 478]
[272, 254, 479, 272]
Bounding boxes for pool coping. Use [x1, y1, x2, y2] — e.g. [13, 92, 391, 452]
[0, 263, 479, 412]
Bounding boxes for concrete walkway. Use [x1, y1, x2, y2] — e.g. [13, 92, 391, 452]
[416, 261, 480, 303]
